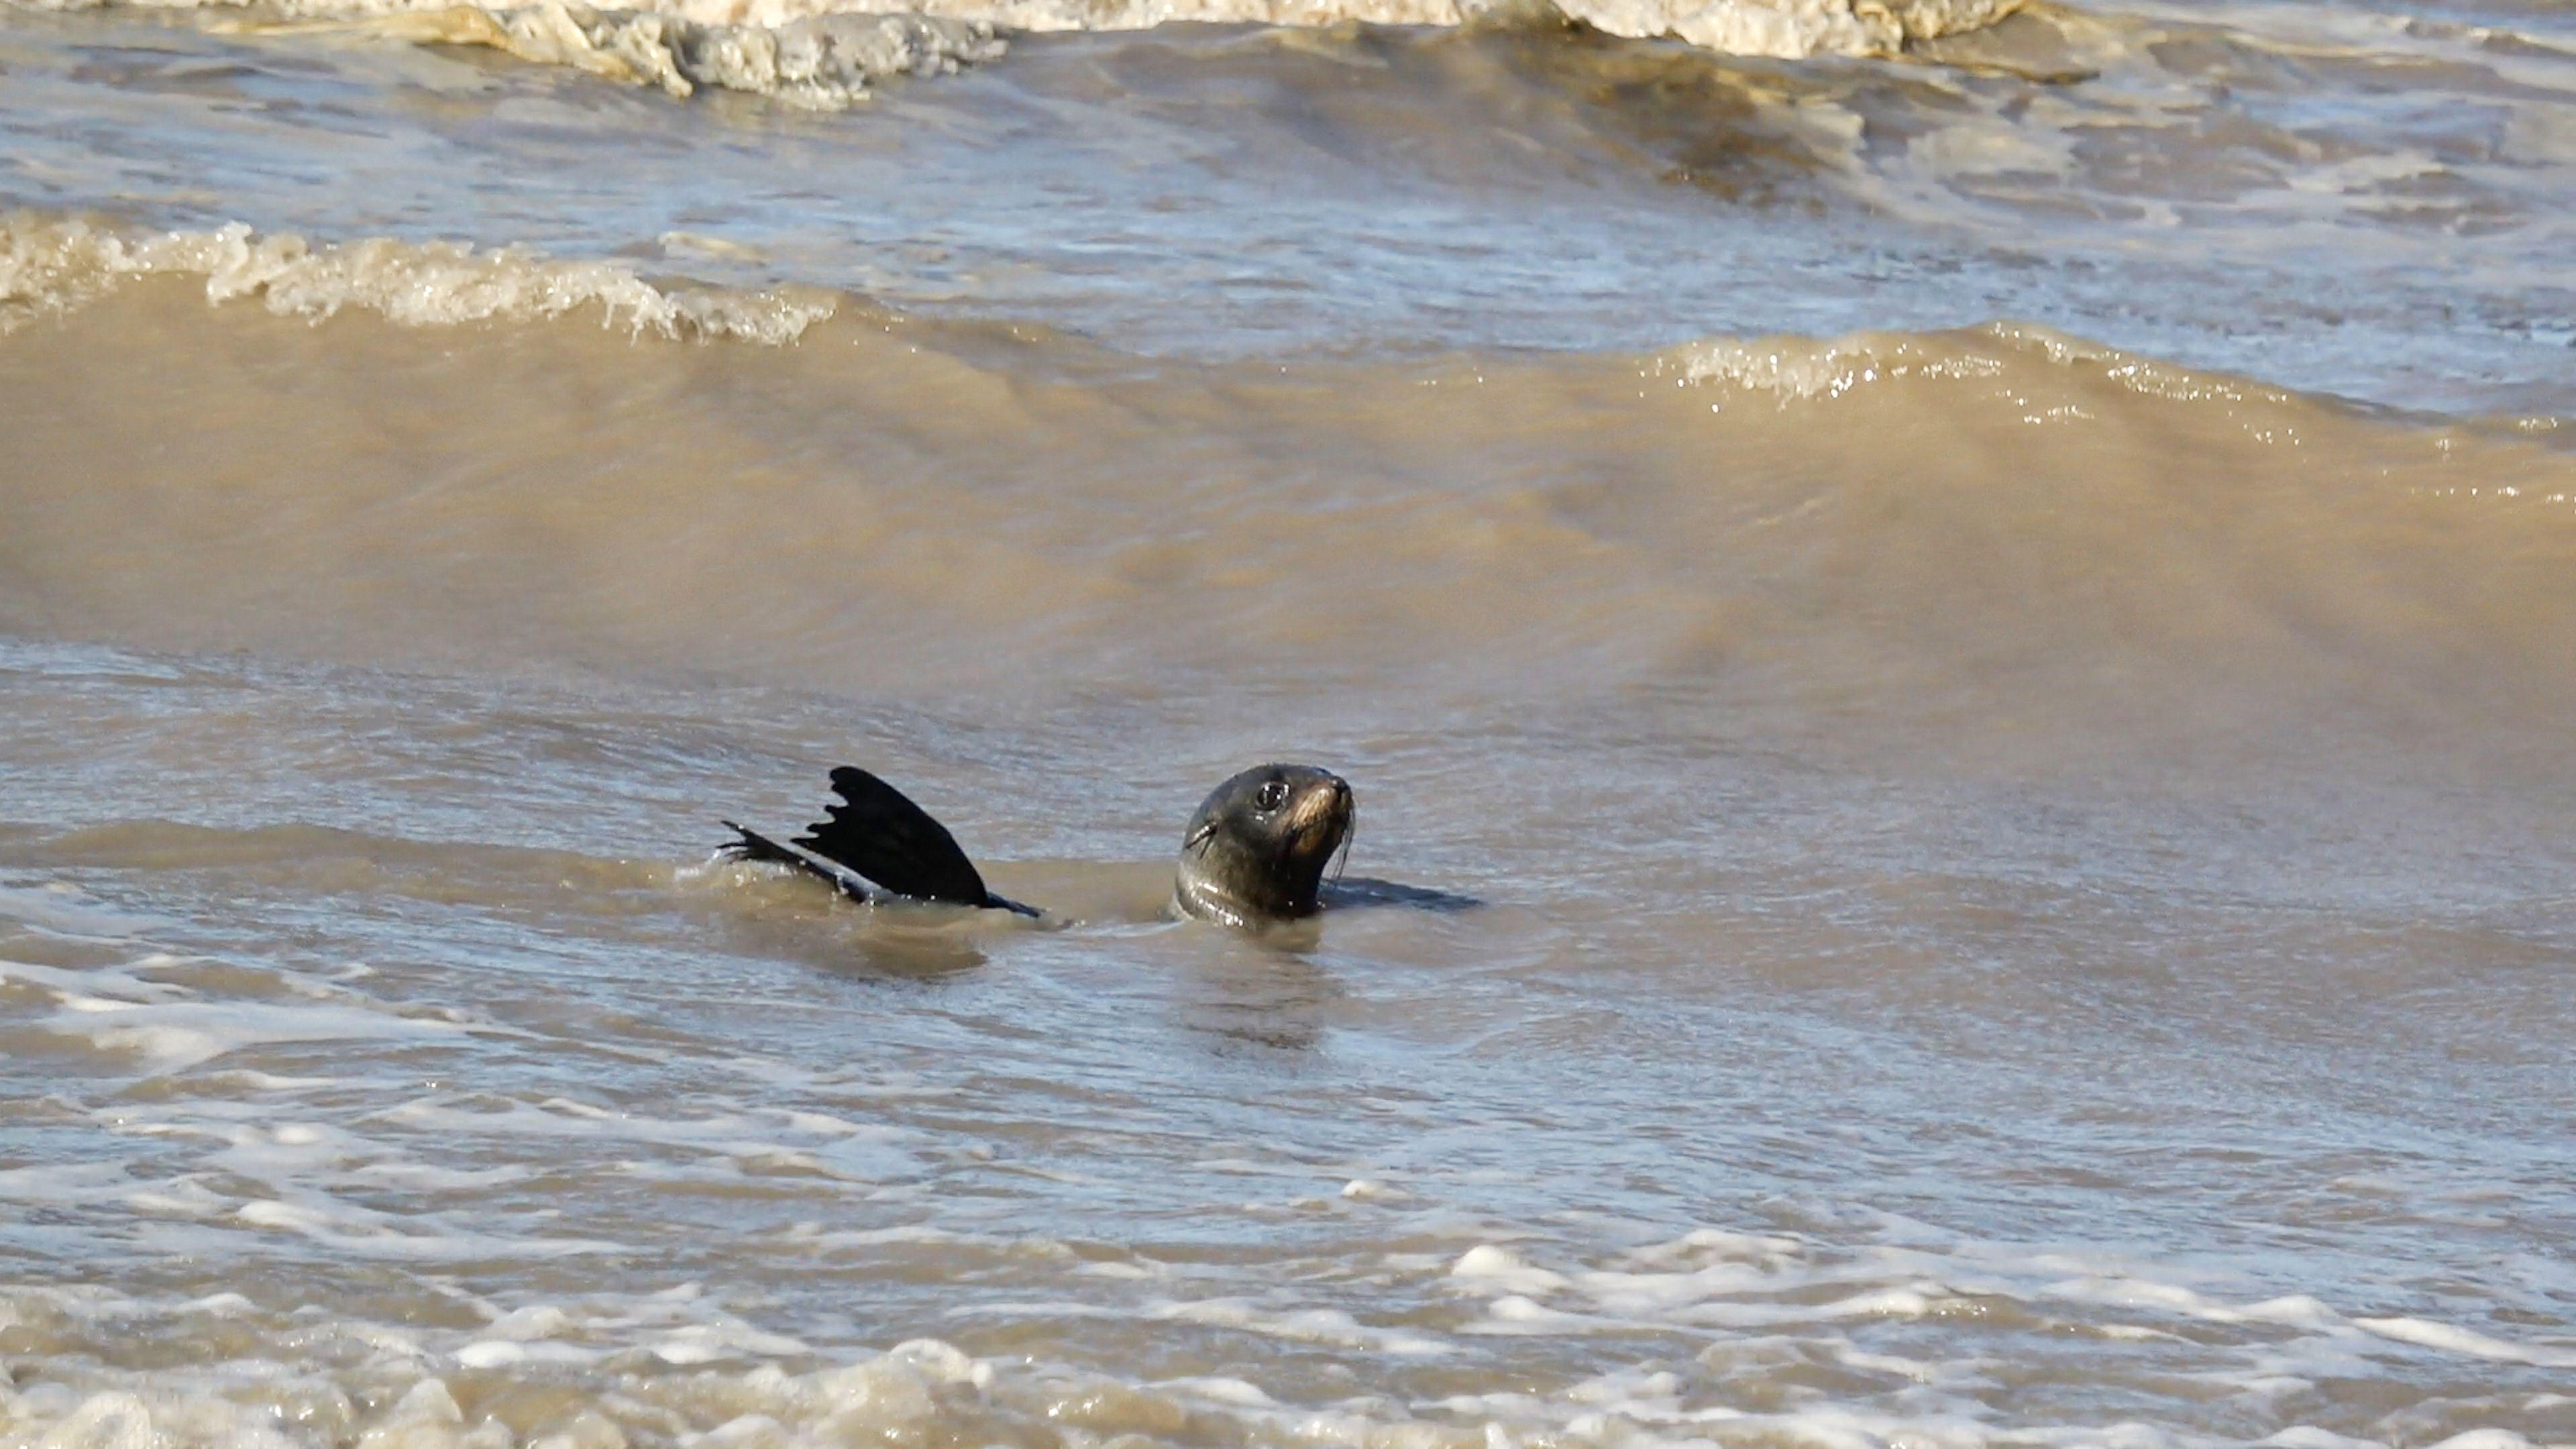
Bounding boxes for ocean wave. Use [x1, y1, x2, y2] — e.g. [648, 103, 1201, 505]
[3, 1279, 2569, 1449]
[216, 2, 1008, 106]
[0, 216, 835, 342]
[6, 250, 2571, 728]
[19, 0, 2025, 105]
[1662, 320, 2306, 413]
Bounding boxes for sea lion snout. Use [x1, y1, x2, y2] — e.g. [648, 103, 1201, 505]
[1283, 772, 1353, 845]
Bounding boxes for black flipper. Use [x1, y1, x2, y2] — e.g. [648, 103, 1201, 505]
[721, 820, 881, 906]
[721, 821, 805, 871]
[797, 767, 992, 905]
[722, 769, 1040, 917]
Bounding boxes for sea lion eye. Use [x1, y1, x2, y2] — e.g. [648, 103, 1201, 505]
[1255, 780, 1289, 812]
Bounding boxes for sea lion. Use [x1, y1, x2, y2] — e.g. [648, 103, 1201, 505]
[721, 762, 1356, 930]
[1170, 763, 1354, 928]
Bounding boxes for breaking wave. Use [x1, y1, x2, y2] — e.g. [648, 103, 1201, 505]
[19, 0, 2026, 103]
[0, 217, 835, 343]
[217, 2, 1007, 107]
[1662, 321, 2312, 412]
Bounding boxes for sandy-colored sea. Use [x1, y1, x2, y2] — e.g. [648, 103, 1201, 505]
[2, 0, 2572, 1445]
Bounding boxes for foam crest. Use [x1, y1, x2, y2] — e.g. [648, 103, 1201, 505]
[227, 3, 1006, 106]
[2, 949, 469, 1074]
[905, 0, 2023, 59]
[1417, 1222, 2576, 1409]
[73, 1000, 467, 1073]
[1450, 1244, 1572, 1295]
[2351, 1317, 2576, 1369]
[0, 217, 835, 343]
[38, 0, 2023, 72]
[1, 1244, 2567, 1449]
[1664, 320, 2307, 418]
[375, 1093, 927, 1180]
[1148, 1297, 1454, 1356]
[0, 881, 172, 938]
[230, 1193, 625, 1260]
[0, 954, 189, 1008]
[1666, 329, 2008, 404]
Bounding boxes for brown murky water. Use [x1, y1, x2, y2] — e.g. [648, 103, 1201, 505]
[3, 0, 2575, 1444]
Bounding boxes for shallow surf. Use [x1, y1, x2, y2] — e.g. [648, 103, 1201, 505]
[3, 0, 2574, 1444]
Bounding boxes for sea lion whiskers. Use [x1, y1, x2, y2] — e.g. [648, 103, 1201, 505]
[1172, 764, 1354, 924]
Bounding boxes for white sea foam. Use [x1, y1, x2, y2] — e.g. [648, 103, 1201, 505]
[230, 1194, 622, 1259]
[0, 1273, 2561, 1449]
[1, 0, 2035, 105]
[1450, 1244, 1573, 1295]
[215, 2, 1008, 106]
[30, 0, 2025, 70]
[0, 883, 171, 938]
[1148, 1297, 1454, 1355]
[1456, 1292, 1605, 1334]
[0, 954, 187, 1005]
[3, 945, 472, 1073]
[0, 217, 837, 343]
[2352, 1317, 2576, 1369]
[377, 1093, 928, 1179]
[64, 1000, 470, 1073]
[1664, 320, 2309, 427]
[1666, 329, 2009, 405]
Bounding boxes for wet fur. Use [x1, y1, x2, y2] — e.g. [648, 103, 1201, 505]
[726, 762, 1396, 928]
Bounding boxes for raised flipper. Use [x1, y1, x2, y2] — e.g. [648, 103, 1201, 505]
[720, 821, 885, 906]
[720, 768, 1039, 917]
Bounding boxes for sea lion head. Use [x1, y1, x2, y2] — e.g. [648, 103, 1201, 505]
[1173, 763, 1355, 928]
